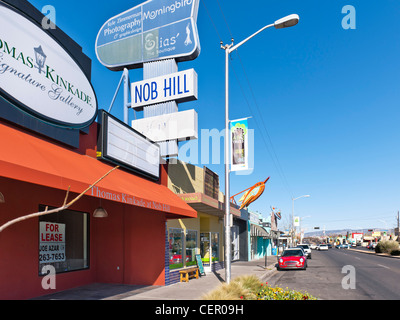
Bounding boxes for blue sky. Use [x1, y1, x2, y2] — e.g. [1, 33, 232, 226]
[28, 0, 400, 232]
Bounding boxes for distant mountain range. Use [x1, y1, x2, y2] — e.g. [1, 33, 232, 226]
[304, 228, 394, 237]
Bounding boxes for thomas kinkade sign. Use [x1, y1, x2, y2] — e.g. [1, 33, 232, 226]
[95, 0, 200, 70]
[0, 3, 97, 128]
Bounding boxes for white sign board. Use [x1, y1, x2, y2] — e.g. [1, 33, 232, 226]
[230, 118, 249, 171]
[98, 110, 160, 180]
[132, 109, 197, 142]
[39, 222, 66, 264]
[0, 3, 97, 128]
[131, 69, 197, 109]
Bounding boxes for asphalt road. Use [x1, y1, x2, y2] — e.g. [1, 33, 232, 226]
[265, 248, 400, 300]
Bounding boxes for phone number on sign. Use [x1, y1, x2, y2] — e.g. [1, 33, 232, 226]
[39, 253, 65, 263]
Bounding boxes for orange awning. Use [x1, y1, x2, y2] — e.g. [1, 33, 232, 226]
[0, 122, 197, 219]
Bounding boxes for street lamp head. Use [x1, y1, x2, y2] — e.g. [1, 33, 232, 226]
[274, 14, 300, 29]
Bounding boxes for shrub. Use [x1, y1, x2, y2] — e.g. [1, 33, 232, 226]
[257, 286, 317, 300]
[202, 280, 250, 300]
[375, 240, 399, 254]
[390, 249, 400, 256]
[202, 275, 318, 300]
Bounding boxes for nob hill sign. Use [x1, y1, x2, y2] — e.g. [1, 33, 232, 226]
[95, 0, 200, 71]
[0, 2, 97, 129]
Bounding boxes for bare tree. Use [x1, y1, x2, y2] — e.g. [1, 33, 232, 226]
[0, 166, 119, 234]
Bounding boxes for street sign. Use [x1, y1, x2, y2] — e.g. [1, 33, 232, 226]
[131, 69, 198, 108]
[95, 0, 200, 71]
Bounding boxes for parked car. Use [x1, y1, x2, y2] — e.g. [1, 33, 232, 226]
[317, 244, 328, 251]
[297, 244, 312, 259]
[277, 248, 307, 271]
[336, 243, 350, 249]
[367, 242, 377, 250]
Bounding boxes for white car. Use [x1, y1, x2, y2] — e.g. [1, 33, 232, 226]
[310, 244, 317, 250]
[317, 244, 328, 251]
[297, 244, 312, 259]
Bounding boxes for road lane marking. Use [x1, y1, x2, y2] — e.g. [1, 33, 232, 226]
[355, 257, 361, 260]
[377, 264, 390, 270]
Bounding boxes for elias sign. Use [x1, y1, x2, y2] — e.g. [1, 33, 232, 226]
[0, 3, 97, 128]
[131, 69, 197, 108]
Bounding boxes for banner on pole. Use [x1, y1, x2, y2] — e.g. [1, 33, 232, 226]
[230, 118, 248, 171]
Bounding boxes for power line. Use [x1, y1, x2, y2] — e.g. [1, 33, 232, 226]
[234, 50, 294, 198]
[202, 0, 294, 199]
[201, 0, 223, 42]
[215, 0, 233, 39]
[230, 62, 294, 198]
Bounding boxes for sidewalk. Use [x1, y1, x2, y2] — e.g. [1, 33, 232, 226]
[35, 257, 278, 300]
[125, 257, 277, 300]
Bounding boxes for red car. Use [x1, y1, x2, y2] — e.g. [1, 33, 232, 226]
[277, 248, 307, 270]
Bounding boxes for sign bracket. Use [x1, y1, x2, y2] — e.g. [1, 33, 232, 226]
[108, 68, 135, 124]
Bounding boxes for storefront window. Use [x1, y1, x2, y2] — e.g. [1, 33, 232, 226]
[38, 206, 89, 275]
[169, 228, 184, 269]
[185, 230, 197, 267]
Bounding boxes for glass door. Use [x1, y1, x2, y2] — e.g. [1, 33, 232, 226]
[200, 233, 211, 273]
[211, 232, 219, 265]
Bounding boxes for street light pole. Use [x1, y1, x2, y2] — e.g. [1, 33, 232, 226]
[223, 42, 233, 285]
[221, 14, 299, 284]
[291, 194, 310, 246]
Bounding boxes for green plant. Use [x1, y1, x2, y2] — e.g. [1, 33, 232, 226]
[375, 240, 399, 254]
[257, 285, 317, 300]
[202, 275, 318, 300]
[390, 249, 400, 256]
[202, 280, 250, 300]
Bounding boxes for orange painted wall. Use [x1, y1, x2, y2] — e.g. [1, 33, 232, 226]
[0, 177, 166, 299]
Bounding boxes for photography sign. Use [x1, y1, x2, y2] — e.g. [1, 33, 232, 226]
[95, 0, 200, 70]
[0, 2, 97, 129]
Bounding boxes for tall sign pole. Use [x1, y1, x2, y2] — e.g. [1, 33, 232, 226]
[221, 13, 299, 284]
[223, 42, 233, 284]
[96, 0, 201, 157]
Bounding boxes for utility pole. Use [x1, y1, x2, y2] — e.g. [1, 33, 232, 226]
[397, 211, 399, 240]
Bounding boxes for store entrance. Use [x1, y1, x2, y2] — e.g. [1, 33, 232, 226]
[200, 232, 219, 273]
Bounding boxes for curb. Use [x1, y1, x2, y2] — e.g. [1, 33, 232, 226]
[348, 248, 400, 259]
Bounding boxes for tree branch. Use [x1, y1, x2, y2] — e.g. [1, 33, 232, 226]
[0, 165, 119, 233]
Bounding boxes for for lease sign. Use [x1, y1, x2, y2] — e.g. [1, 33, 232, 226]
[39, 222, 66, 264]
